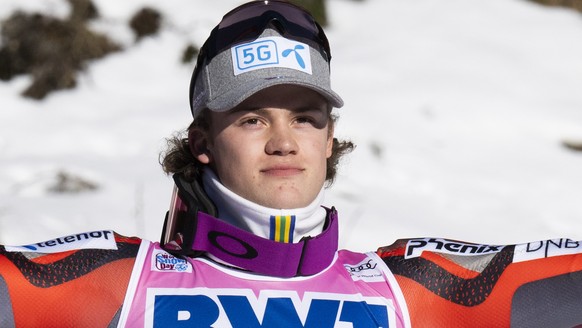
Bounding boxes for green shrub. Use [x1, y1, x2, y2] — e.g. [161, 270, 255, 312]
[291, 0, 328, 26]
[527, 0, 582, 12]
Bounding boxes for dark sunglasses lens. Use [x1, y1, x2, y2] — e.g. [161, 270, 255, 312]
[213, 1, 329, 58]
[219, 1, 318, 33]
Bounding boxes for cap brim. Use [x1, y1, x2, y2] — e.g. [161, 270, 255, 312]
[207, 77, 344, 112]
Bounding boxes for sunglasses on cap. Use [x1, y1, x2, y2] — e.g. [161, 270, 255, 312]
[189, 0, 332, 110]
[211, 0, 331, 60]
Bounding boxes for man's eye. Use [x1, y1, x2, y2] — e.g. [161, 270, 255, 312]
[296, 117, 313, 124]
[242, 118, 260, 125]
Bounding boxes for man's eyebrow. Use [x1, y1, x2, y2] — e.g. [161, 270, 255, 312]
[231, 108, 274, 118]
[227, 106, 261, 115]
[294, 106, 327, 113]
[230, 106, 326, 114]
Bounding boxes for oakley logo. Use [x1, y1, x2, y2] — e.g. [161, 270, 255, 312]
[208, 231, 258, 259]
[232, 36, 312, 75]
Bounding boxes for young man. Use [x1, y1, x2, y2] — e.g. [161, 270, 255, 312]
[2, 1, 582, 327]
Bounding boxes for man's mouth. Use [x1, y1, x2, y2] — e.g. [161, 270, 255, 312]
[261, 166, 304, 177]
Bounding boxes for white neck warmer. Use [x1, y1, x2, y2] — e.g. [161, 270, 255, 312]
[202, 169, 327, 243]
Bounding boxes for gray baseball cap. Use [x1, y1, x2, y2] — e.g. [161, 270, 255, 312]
[190, 28, 343, 118]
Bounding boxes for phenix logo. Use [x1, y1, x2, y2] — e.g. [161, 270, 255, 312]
[405, 238, 503, 259]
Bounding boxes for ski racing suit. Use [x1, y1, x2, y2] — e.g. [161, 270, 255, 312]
[2, 219, 582, 327]
[2, 173, 582, 327]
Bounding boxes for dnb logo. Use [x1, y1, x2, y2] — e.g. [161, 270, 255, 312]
[147, 288, 396, 328]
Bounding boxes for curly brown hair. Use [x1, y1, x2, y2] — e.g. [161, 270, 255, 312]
[160, 108, 354, 186]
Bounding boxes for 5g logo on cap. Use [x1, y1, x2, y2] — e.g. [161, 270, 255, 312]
[232, 36, 312, 76]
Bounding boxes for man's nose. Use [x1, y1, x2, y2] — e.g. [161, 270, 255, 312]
[265, 124, 298, 156]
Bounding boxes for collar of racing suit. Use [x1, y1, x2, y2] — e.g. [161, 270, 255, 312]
[202, 169, 328, 243]
[161, 171, 339, 278]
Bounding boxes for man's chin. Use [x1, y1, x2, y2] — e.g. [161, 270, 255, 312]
[256, 191, 307, 209]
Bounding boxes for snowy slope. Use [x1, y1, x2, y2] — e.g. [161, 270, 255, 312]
[1, 0, 581, 252]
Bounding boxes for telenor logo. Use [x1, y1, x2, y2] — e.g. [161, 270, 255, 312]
[5, 230, 117, 253]
[231, 36, 312, 76]
[282, 44, 306, 69]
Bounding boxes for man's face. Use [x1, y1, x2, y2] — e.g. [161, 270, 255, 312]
[197, 85, 334, 209]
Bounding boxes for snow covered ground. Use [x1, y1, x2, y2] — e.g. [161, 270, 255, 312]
[1, 0, 581, 252]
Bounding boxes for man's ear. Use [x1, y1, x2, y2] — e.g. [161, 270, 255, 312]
[188, 127, 211, 164]
[326, 125, 334, 159]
